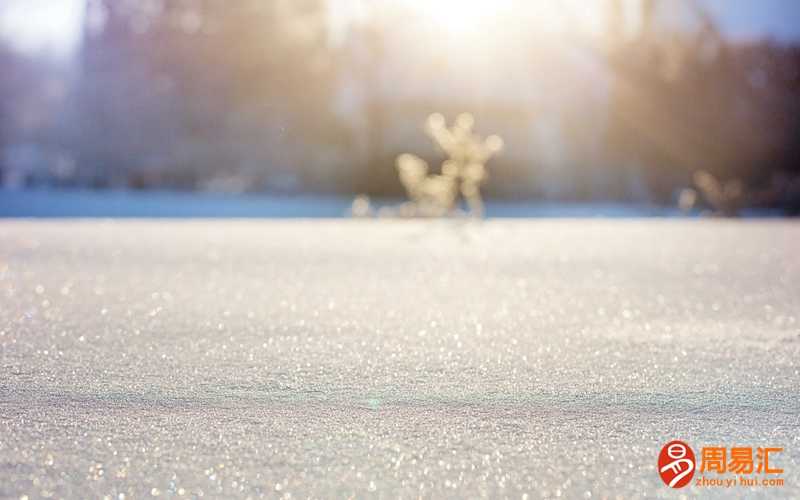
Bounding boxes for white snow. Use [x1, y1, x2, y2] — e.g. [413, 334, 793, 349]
[0, 219, 798, 498]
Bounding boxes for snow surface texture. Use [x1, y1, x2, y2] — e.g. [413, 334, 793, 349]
[0, 220, 798, 499]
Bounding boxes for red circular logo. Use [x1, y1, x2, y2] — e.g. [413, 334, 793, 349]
[658, 440, 696, 488]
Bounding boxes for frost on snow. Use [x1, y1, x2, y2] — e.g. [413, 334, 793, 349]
[0, 220, 798, 498]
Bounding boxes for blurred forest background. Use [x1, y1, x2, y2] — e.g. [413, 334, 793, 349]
[1, 0, 800, 213]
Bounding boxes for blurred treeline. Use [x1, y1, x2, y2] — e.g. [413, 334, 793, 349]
[1, 0, 799, 212]
[604, 0, 800, 212]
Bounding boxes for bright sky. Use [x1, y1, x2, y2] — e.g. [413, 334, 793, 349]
[0, 0, 83, 54]
[1, 0, 799, 56]
[704, 0, 800, 42]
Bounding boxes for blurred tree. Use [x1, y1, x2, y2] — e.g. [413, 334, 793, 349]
[603, 0, 800, 205]
[75, 0, 340, 191]
[0, 41, 70, 187]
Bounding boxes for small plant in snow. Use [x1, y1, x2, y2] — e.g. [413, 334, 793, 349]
[680, 170, 745, 216]
[350, 113, 503, 218]
[397, 113, 503, 217]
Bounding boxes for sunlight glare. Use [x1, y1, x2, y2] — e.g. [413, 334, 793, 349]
[0, 0, 83, 53]
[405, 0, 515, 34]
[399, 0, 607, 37]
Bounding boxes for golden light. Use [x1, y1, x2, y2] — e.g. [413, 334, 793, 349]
[400, 0, 516, 35]
[396, 0, 609, 37]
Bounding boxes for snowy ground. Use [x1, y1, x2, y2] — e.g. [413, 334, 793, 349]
[0, 219, 798, 498]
